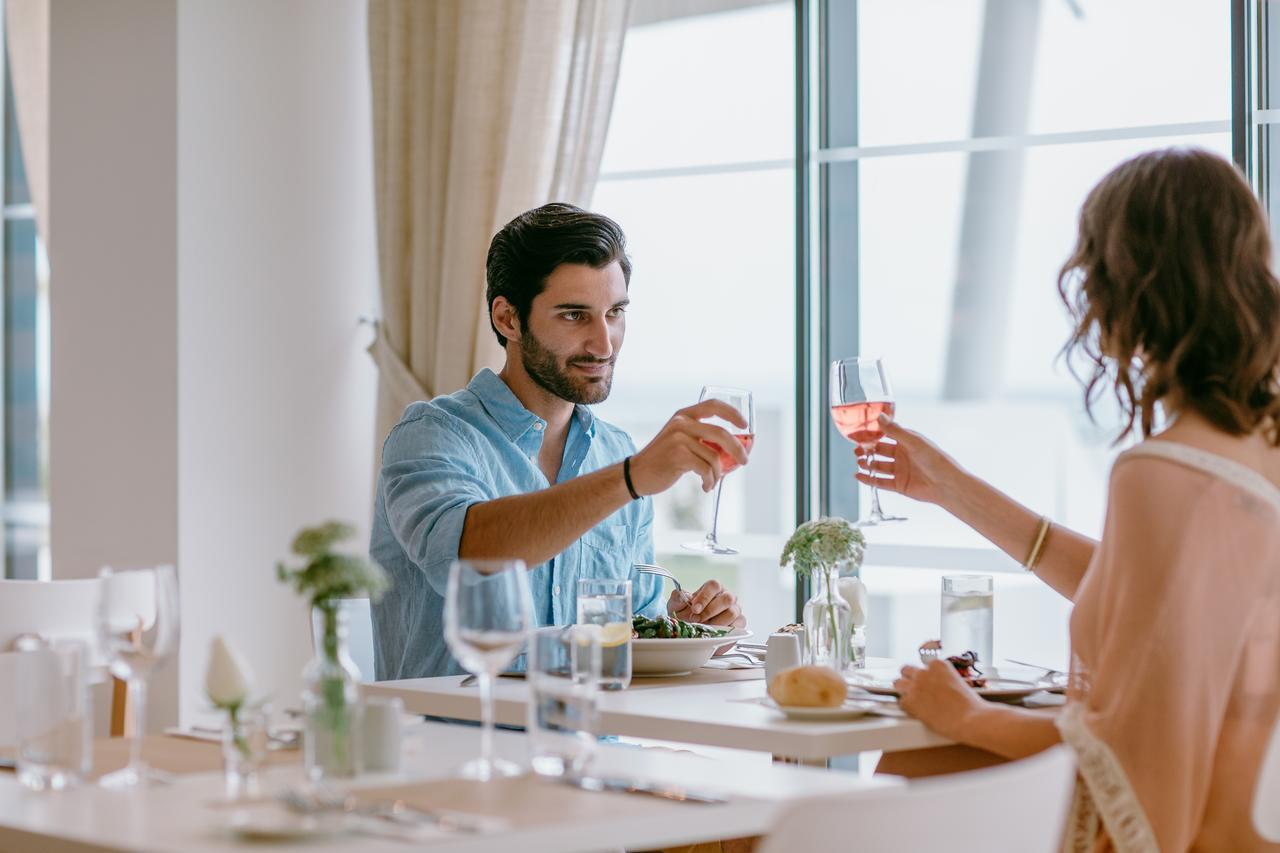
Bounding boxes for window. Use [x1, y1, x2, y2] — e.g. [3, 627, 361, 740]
[1, 39, 49, 580]
[593, 2, 798, 634]
[807, 1, 1231, 666]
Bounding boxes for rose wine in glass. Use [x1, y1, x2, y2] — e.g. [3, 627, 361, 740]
[830, 358, 906, 526]
[683, 386, 754, 555]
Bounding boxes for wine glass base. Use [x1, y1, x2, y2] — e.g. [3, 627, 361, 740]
[455, 756, 524, 782]
[98, 763, 175, 789]
[681, 540, 739, 556]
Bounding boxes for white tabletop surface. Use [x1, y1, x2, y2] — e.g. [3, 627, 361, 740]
[0, 722, 899, 853]
[365, 659, 957, 762]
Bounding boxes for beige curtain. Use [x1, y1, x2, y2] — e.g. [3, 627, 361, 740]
[4, 0, 50, 252]
[367, 0, 630, 445]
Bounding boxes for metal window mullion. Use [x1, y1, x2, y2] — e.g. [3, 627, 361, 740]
[0, 1, 9, 580]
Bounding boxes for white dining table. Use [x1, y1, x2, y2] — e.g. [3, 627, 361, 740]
[0, 721, 899, 852]
[364, 658, 959, 765]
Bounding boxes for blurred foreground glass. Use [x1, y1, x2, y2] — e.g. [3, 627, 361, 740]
[941, 574, 993, 667]
[95, 565, 180, 788]
[576, 577, 632, 690]
[527, 626, 601, 777]
[15, 637, 90, 790]
[444, 559, 532, 780]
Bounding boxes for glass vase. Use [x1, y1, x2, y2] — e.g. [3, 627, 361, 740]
[803, 564, 853, 671]
[303, 604, 362, 782]
[221, 705, 268, 799]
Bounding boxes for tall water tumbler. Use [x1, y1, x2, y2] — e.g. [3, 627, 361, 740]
[576, 578, 632, 690]
[15, 637, 91, 791]
[527, 625, 601, 777]
[940, 575, 993, 668]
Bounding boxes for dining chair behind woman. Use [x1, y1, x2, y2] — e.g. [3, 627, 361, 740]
[757, 746, 1075, 853]
[1257, 714, 1280, 842]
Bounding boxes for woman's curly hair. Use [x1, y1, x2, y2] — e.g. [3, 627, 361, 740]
[1058, 147, 1280, 445]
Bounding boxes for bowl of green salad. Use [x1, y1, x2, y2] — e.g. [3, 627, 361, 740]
[629, 614, 753, 677]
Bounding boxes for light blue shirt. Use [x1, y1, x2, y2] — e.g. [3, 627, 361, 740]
[370, 368, 660, 680]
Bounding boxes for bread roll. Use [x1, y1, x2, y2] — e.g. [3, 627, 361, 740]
[768, 665, 846, 707]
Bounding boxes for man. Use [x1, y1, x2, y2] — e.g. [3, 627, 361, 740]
[371, 202, 749, 679]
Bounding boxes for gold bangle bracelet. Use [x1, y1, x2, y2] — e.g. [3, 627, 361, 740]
[1024, 516, 1051, 571]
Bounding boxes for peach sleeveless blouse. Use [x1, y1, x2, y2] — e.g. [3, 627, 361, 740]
[1058, 442, 1280, 852]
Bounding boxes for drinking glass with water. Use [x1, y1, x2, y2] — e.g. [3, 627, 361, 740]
[15, 637, 91, 791]
[576, 578, 632, 690]
[527, 626, 601, 777]
[941, 575, 993, 667]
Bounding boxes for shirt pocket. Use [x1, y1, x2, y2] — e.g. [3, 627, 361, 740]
[579, 523, 636, 579]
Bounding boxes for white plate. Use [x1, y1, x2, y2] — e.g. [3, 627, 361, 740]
[631, 628, 753, 676]
[847, 667, 1045, 701]
[226, 809, 349, 841]
[762, 698, 875, 721]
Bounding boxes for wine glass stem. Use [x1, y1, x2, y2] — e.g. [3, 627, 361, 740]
[127, 676, 147, 775]
[478, 671, 495, 771]
[706, 478, 726, 544]
[869, 479, 886, 520]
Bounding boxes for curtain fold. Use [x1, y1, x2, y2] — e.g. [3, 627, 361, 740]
[4, 0, 50, 252]
[367, 0, 630, 448]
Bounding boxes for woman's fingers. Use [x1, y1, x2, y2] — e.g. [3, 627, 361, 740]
[857, 458, 895, 476]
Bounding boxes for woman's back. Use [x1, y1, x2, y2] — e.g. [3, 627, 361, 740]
[1064, 439, 1280, 851]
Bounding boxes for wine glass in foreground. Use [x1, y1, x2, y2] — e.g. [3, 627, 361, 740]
[830, 357, 907, 526]
[683, 386, 754, 555]
[444, 559, 533, 780]
[95, 564, 180, 788]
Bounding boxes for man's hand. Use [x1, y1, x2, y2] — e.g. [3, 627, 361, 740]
[629, 400, 749, 495]
[667, 579, 746, 629]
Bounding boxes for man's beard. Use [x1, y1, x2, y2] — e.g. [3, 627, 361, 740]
[520, 330, 614, 405]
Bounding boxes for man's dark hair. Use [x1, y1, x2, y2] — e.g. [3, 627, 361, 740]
[485, 202, 632, 347]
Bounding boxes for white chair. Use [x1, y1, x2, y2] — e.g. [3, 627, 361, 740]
[0, 575, 155, 740]
[1255, 713, 1280, 841]
[309, 597, 376, 682]
[757, 746, 1076, 853]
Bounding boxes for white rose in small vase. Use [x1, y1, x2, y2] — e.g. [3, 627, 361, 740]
[205, 635, 255, 760]
[837, 576, 868, 628]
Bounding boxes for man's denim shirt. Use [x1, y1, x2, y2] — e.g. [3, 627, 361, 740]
[370, 368, 660, 679]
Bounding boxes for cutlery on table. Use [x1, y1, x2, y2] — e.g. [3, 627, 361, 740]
[278, 788, 498, 834]
[561, 774, 728, 804]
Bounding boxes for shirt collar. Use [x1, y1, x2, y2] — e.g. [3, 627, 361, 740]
[467, 368, 596, 443]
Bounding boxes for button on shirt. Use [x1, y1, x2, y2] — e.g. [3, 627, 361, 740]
[370, 368, 660, 680]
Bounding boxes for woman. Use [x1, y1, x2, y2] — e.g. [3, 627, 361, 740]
[868, 148, 1280, 851]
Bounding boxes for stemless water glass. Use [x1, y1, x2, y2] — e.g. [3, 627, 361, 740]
[444, 559, 532, 781]
[576, 577, 632, 690]
[95, 564, 180, 788]
[14, 637, 91, 791]
[683, 386, 755, 555]
[940, 575, 994, 667]
[830, 357, 906, 526]
[527, 625, 601, 777]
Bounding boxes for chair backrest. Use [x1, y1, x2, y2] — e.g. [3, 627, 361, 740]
[0, 578, 102, 652]
[310, 598, 376, 682]
[758, 746, 1076, 853]
[1255, 713, 1280, 841]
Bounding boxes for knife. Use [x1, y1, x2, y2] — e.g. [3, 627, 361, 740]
[561, 774, 728, 804]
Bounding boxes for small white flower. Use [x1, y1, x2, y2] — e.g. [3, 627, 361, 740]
[837, 576, 869, 628]
[205, 635, 253, 709]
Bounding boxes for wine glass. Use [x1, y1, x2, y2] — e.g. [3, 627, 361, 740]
[95, 565, 180, 788]
[830, 357, 907, 525]
[683, 386, 755, 555]
[444, 559, 533, 780]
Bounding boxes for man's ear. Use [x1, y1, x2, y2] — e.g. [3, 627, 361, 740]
[491, 297, 522, 346]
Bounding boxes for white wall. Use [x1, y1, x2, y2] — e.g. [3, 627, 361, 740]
[177, 0, 379, 725]
[48, 0, 179, 727]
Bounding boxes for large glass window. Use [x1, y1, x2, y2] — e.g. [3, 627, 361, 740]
[593, 2, 798, 634]
[810, 1, 1232, 667]
[1, 42, 49, 580]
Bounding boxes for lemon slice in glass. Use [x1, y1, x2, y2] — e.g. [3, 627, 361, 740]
[599, 622, 632, 648]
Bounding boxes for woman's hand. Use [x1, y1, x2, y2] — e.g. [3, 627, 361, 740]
[893, 660, 988, 743]
[855, 416, 968, 507]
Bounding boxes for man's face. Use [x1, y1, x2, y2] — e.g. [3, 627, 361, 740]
[518, 261, 628, 405]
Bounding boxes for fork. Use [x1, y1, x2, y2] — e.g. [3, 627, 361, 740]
[278, 788, 488, 834]
[918, 640, 944, 666]
[633, 563, 682, 592]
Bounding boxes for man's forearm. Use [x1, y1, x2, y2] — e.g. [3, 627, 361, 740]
[458, 462, 634, 566]
[944, 471, 1096, 601]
